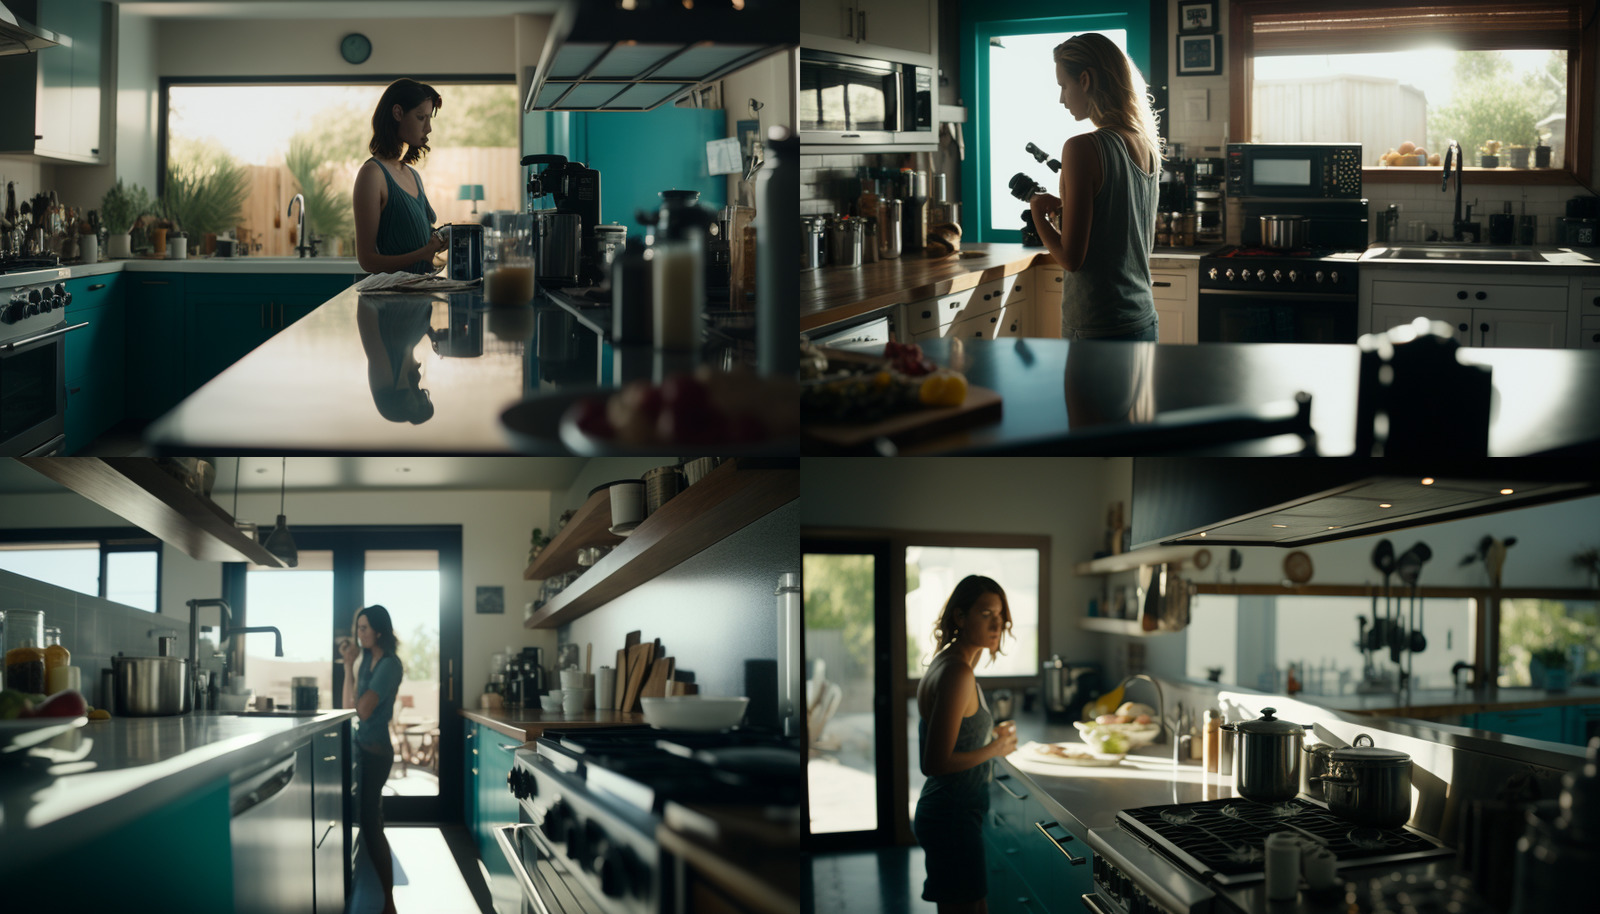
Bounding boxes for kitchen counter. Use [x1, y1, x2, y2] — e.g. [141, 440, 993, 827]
[800, 243, 1047, 333]
[821, 336, 1600, 456]
[0, 257, 364, 289]
[460, 707, 647, 743]
[1305, 685, 1600, 718]
[1359, 244, 1600, 271]
[0, 709, 355, 877]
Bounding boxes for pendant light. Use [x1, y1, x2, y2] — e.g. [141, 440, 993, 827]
[263, 457, 298, 568]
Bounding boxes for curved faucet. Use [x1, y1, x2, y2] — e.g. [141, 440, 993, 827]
[1441, 141, 1472, 242]
[186, 597, 286, 710]
[287, 193, 316, 257]
[1117, 673, 1167, 739]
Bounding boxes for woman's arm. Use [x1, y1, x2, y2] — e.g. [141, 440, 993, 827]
[352, 162, 444, 273]
[1033, 134, 1100, 272]
[341, 640, 358, 708]
[921, 664, 1014, 776]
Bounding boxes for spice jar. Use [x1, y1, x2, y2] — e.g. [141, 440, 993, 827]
[5, 609, 47, 694]
[44, 626, 71, 694]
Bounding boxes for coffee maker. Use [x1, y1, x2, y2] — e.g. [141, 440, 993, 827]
[521, 154, 602, 285]
[504, 646, 547, 710]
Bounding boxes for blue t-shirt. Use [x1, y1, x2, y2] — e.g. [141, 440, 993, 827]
[355, 652, 402, 753]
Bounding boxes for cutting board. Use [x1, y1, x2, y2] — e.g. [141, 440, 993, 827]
[642, 657, 674, 699]
[804, 384, 1002, 451]
[614, 649, 627, 710]
[622, 642, 654, 711]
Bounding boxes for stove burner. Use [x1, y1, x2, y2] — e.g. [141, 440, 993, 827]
[1347, 827, 1391, 850]
[1213, 245, 1337, 259]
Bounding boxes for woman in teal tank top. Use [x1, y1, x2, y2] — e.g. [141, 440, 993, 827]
[913, 575, 1019, 912]
[354, 78, 448, 275]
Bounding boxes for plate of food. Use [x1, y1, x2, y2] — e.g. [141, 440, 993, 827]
[800, 339, 1001, 451]
[1023, 741, 1125, 766]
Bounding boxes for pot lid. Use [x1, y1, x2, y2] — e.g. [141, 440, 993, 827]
[1330, 745, 1411, 766]
[1234, 707, 1306, 734]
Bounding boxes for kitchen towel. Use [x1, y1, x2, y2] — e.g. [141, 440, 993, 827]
[353, 271, 483, 293]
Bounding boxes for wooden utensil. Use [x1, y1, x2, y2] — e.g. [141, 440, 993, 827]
[585, 643, 592, 674]
[614, 649, 627, 710]
[622, 642, 654, 711]
[642, 657, 674, 699]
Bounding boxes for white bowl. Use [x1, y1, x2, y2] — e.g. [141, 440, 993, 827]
[218, 693, 251, 712]
[562, 689, 592, 715]
[639, 696, 749, 731]
[539, 694, 562, 713]
[1073, 720, 1163, 749]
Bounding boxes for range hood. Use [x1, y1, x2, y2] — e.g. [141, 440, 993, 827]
[1131, 459, 1600, 548]
[0, 2, 62, 56]
[523, 0, 794, 112]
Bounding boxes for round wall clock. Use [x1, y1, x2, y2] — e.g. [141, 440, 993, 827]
[340, 33, 372, 65]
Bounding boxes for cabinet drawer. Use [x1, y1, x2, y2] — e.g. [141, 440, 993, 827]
[64, 275, 120, 314]
[1371, 278, 1566, 311]
[1581, 287, 1600, 314]
[996, 300, 1029, 337]
[1150, 272, 1189, 301]
[946, 310, 1000, 340]
[65, 378, 123, 454]
[905, 277, 1010, 336]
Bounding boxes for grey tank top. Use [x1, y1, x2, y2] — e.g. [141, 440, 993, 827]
[1061, 128, 1159, 337]
[917, 658, 994, 811]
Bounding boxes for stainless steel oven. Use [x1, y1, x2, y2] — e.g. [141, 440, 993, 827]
[1198, 252, 1360, 344]
[1, 281, 83, 455]
[799, 48, 933, 147]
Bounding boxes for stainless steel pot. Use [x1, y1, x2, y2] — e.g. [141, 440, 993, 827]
[112, 639, 191, 717]
[878, 199, 903, 259]
[1260, 214, 1310, 251]
[826, 216, 862, 267]
[1318, 742, 1413, 828]
[1300, 734, 1359, 800]
[1221, 707, 1307, 803]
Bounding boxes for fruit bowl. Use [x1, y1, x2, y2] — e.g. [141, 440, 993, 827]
[1074, 719, 1162, 750]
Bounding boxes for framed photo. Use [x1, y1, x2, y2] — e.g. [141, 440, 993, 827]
[1176, 33, 1222, 77]
[475, 585, 505, 615]
[1178, 0, 1218, 33]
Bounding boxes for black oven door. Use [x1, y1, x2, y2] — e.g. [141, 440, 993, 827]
[0, 322, 78, 456]
[1198, 291, 1357, 343]
[494, 815, 615, 914]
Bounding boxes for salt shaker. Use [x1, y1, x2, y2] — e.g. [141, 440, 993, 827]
[1264, 832, 1302, 901]
[1303, 846, 1339, 891]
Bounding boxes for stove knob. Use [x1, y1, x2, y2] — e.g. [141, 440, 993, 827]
[1208, 267, 1219, 280]
[1255, 269, 1267, 282]
[1330, 270, 1340, 284]
[60, 291, 71, 308]
[1314, 270, 1326, 284]
[563, 816, 587, 860]
[52, 283, 66, 298]
[1224, 269, 1235, 282]
[1240, 269, 1251, 282]
[540, 800, 567, 839]
[26, 300, 40, 316]
[1272, 269, 1283, 283]
[27, 289, 42, 304]
[596, 845, 635, 898]
[1289, 270, 1299, 283]
[2, 302, 22, 323]
[582, 821, 607, 872]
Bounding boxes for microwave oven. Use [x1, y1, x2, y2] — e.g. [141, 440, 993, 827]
[799, 48, 933, 147]
[1226, 143, 1362, 199]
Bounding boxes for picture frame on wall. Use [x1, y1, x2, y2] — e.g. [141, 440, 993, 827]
[476, 585, 505, 614]
[1177, 33, 1222, 77]
[1178, 0, 1218, 33]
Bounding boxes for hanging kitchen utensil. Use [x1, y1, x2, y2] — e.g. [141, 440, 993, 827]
[1161, 567, 1193, 632]
[1398, 542, 1432, 653]
[1193, 548, 1212, 570]
[1139, 563, 1164, 632]
[1283, 551, 1313, 585]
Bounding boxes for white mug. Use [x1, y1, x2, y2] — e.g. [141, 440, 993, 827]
[168, 235, 187, 260]
[608, 481, 644, 530]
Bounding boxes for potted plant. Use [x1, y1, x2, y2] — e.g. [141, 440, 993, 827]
[99, 180, 152, 259]
[1507, 144, 1531, 169]
[1535, 133, 1553, 168]
[285, 137, 354, 256]
[161, 147, 249, 246]
[1479, 140, 1502, 168]
[1532, 647, 1569, 691]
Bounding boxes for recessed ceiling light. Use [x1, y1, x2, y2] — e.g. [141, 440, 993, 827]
[1500, 488, 1513, 495]
[1379, 503, 1392, 508]
[1421, 477, 1435, 485]
[1271, 524, 1287, 528]
[1327, 526, 1340, 529]
[397, 467, 411, 473]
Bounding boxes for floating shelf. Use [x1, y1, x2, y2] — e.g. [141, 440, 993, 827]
[523, 486, 626, 581]
[524, 458, 798, 629]
[19, 458, 285, 566]
[1074, 546, 1202, 576]
[1079, 617, 1154, 636]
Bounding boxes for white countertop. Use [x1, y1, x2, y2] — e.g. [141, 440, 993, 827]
[0, 256, 365, 289]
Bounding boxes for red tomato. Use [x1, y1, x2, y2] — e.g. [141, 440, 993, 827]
[31, 690, 87, 718]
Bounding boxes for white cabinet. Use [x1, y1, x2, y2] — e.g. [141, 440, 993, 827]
[800, 0, 935, 59]
[905, 273, 1028, 342]
[0, 0, 104, 162]
[1367, 275, 1569, 348]
[1150, 260, 1199, 344]
[1032, 266, 1063, 337]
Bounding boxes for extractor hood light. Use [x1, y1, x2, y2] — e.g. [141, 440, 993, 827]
[1500, 488, 1514, 495]
[1271, 524, 1287, 528]
[1199, 532, 1206, 537]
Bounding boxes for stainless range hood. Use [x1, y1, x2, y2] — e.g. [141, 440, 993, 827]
[523, 0, 794, 112]
[1131, 459, 1600, 548]
[0, 1, 62, 56]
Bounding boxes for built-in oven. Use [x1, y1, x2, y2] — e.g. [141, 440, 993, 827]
[1226, 143, 1363, 200]
[1, 281, 83, 456]
[798, 48, 933, 147]
[1198, 249, 1361, 344]
[494, 816, 615, 914]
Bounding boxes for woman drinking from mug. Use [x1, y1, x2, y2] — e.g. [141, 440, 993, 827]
[341, 605, 404, 914]
[1029, 32, 1163, 341]
[913, 575, 1020, 913]
[354, 78, 448, 274]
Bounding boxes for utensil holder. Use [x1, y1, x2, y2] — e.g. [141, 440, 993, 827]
[643, 465, 684, 517]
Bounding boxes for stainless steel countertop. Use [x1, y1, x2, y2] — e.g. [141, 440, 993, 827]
[0, 709, 355, 877]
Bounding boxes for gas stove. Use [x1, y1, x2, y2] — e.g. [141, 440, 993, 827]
[1198, 246, 1361, 294]
[501, 726, 800, 914]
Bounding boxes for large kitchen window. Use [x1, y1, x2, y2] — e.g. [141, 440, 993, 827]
[161, 80, 519, 257]
[1498, 597, 1598, 687]
[0, 534, 161, 610]
[1231, 1, 1594, 184]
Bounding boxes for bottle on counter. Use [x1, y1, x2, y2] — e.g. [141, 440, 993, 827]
[855, 173, 879, 224]
[1203, 708, 1222, 773]
[4, 609, 47, 694]
[1286, 663, 1302, 696]
[44, 626, 71, 694]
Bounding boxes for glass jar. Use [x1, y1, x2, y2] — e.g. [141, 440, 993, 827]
[44, 625, 71, 694]
[4, 609, 47, 694]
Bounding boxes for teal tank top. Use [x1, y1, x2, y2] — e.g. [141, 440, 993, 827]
[1061, 129, 1159, 337]
[371, 157, 436, 274]
[916, 666, 994, 812]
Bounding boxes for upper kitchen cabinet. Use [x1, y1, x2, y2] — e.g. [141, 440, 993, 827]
[802, 0, 936, 60]
[0, 0, 104, 162]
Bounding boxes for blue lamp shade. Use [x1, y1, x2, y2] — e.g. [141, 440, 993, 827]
[458, 184, 485, 214]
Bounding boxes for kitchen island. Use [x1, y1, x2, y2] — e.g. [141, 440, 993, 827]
[807, 336, 1600, 455]
[0, 709, 355, 905]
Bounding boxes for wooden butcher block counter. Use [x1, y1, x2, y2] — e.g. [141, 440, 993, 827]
[800, 243, 1049, 333]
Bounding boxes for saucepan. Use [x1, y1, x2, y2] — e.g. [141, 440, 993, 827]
[1260, 215, 1310, 251]
[1315, 741, 1413, 828]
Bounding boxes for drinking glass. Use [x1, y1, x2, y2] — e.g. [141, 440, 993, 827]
[486, 214, 536, 306]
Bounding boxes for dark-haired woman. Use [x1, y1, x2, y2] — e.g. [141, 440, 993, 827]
[341, 604, 405, 914]
[354, 78, 448, 275]
[912, 575, 1019, 914]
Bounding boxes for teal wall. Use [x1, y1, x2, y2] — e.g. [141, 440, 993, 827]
[521, 108, 727, 238]
[960, 1, 1153, 242]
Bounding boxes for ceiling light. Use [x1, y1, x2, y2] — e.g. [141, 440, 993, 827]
[1421, 477, 1434, 485]
[1199, 532, 1206, 537]
[1271, 524, 1287, 528]
[1500, 488, 1514, 495]
[1327, 526, 1340, 529]
[262, 457, 298, 568]
[1379, 503, 1392, 508]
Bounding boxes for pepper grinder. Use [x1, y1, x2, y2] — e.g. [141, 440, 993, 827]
[901, 168, 929, 254]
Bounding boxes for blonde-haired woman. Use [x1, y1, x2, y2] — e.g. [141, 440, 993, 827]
[1029, 32, 1163, 341]
[912, 575, 1019, 913]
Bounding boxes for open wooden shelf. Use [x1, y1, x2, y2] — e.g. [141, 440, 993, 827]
[1079, 617, 1152, 636]
[523, 486, 626, 581]
[524, 458, 798, 629]
[19, 458, 285, 566]
[1074, 545, 1202, 576]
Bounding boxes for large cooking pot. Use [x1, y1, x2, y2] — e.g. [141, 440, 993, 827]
[112, 638, 191, 717]
[1317, 742, 1413, 828]
[1260, 214, 1310, 251]
[1301, 732, 1371, 799]
[1221, 707, 1307, 803]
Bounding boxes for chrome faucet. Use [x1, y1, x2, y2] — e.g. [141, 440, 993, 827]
[1441, 141, 1474, 242]
[287, 193, 317, 258]
[1117, 673, 1167, 741]
[225, 626, 285, 657]
[187, 598, 286, 710]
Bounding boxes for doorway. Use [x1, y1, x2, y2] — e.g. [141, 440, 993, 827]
[224, 526, 463, 824]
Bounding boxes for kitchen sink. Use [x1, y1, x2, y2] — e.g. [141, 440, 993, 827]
[1366, 246, 1549, 263]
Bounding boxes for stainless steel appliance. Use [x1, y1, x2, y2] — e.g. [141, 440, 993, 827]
[536, 213, 582, 286]
[1226, 143, 1363, 199]
[499, 726, 800, 914]
[1, 279, 82, 455]
[1043, 656, 1099, 723]
[1084, 796, 1458, 914]
[1197, 247, 1361, 343]
[799, 48, 934, 148]
[523, 154, 601, 285]
[440, 223, 484, 282]
[231, 747, 316, 914]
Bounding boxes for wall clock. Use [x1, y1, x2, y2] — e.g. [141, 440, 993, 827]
[341, 33, 372, 65]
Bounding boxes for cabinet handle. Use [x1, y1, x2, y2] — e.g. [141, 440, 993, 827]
[1476, 291, 1487, 301]
[1035, 821, 1087, 865]
[448, 659, 453, 701]
[497, 742, 522, 752]
[1457, 290, 1468, 300]
[91, 148, 99, 155]
[845, 4, 853, 38]
[323, 731, 338, 738]
[323, 755, 337, 762]
[860, 10, 867, 41]
[995, 774, 1029, 801]
[1591, 296, 1598, 307]
[1458, 323, 1469, 333]
[69, 386, 81, 395]
[922, 310, 931, 319]
[87, 283, 106, 291]
[1153, 281, 1172, 287]
[1479, 322, 1490, 346]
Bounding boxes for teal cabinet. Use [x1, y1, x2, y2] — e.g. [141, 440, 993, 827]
[1468, 706, 1567, 743]
[2, 0, 106, 162]
[465, 719, 479, 837]
[184, 274, 353, 391]
[987, 768, 1091, 914]
[124, 273, 187, 421]
[1564, 704, 1600, 747]
[63, 273, 125, 453]
[470, 723, 520, 893]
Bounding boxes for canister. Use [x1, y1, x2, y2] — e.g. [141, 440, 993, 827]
[800, 216, 827, 270]
[860, 216, 879, 263]
[827, 216, 862, 267]
[878, 199, 903, 259]
[643, 465, 684, 517]
[292, 676, 319, 712]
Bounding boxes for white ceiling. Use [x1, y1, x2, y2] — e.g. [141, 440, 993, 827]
[0, 458, 589, 494]
[115, 1, 560, 19]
